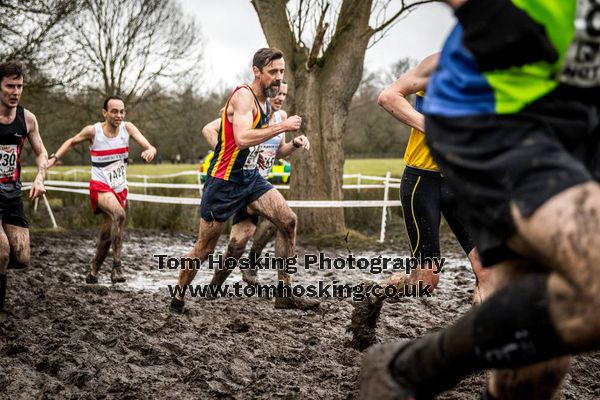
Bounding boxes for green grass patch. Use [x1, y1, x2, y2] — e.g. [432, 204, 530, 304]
[343, 158, 405, 178]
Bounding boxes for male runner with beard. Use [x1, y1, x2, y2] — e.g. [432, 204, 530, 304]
[202, 81, 310, 288]
[170, 48, 317, 313]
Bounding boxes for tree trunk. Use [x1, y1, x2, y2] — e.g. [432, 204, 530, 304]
[252, 0, 374, 235]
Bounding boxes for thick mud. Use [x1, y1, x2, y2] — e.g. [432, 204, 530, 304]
[0, 230, 598, 399]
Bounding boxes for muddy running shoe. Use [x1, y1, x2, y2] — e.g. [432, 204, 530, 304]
[348, 292, 384, 351]
[359, 341, 418, 400]
[274, 295, 319, 311]
[110, 261, 126, 284]
[85, 259, 102, 284]
[169, 298, 185, 314]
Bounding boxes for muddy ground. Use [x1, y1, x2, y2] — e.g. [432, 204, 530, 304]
[0, 229, 598, 399]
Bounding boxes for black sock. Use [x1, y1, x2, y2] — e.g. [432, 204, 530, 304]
[0, 273, 6, 310]
[392, 274, 574, 397]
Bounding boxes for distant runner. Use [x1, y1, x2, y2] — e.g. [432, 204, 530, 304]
[48, 96, 157, 284]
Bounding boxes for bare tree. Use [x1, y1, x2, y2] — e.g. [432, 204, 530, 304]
[65, 0, 203, 106]
[0, 0, 78, 66]
[252, 0, 438, 235]
[391, 56, 416, 79]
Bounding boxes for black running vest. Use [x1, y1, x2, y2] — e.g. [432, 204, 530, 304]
[0, 106, 28, 202]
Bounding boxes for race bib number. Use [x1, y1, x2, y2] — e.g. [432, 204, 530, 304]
[560, 0, 600, 87]
[244, 145, 261, 170]
[0, 144, 18, 179]
[259, 147, 277, 176]
[102, 161, 127, 189]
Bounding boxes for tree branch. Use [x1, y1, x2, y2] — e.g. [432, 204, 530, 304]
[372, 0, 440, 34]
[251, 0, 297, 63]
[306, 2, 329, 69]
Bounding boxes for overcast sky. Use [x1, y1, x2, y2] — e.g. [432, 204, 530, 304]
[182, 1, 455, 92]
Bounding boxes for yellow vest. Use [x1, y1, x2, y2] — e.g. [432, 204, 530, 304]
[403, 92, 438, 171]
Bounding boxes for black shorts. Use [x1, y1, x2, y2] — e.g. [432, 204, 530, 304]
[232, 209, 260, 226]
[425, 87, 600, 267]
[0, 199, 28, 228]
[400, 166, 475, 259]
[200, 170, 273, 223]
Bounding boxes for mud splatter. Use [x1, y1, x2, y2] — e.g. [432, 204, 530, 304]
[0, 230, 597, 399]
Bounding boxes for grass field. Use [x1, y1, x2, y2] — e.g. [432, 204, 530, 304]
[343, 158, 405, 178]
[23, 159, 405, 181]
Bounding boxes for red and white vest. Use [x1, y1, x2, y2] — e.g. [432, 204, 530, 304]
[90, 122, 129, 193]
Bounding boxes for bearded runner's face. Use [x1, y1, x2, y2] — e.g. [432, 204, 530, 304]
[259, 58, 285, 98]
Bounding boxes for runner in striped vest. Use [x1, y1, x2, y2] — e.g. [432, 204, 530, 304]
[48, 96, 156, 284]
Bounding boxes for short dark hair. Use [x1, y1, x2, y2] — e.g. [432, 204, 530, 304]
[103, 95, 125, 111]
[0, 61, 24, 84]
[252, 48, 284, 71]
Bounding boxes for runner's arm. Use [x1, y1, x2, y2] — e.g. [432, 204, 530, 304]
[202, 118, 221, 149]
[48, 125, 95, 168]
[231, 89, 301, 149]
[274, 111, 308, 158]
[126, 122, 157, 163]
[277, 134, 310, 159]
[377, 53, 439, 133]
[25, 110, 48, 199]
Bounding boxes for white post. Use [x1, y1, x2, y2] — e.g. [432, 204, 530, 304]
[379, 171, 391, 243]
[42, 194, 58, 229]
[143, 176, 148, 195]
[357, 174, 362, 193]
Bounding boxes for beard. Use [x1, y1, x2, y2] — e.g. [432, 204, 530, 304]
[263, 81, 281, 98]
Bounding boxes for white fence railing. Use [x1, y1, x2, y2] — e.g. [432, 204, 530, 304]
[24, 170, 403, 242]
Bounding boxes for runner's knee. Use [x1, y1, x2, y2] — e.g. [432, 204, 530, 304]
[280, 211, 297, 235]
[226, 237, 246, 259]
[265, 223, 277, 238]
[112, 210, 126, 225]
